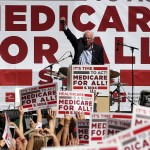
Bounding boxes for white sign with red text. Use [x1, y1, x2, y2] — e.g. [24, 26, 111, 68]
[20, 83, 57, 112]
[104, 123, 150, 150]
[89, 112, 132, 145]
[2, 112, 14, 149]
[72, 65, 110, 96]
[42, 145, 120, 150]
[76, 120, 89, 145]
[57, 91, 94, 119]
[105, 118, 131, 138]
[131, 105, 150, 127]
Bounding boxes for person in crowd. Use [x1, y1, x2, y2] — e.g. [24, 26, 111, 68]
[60, 17, 104, 65]
[0, 107, 85, 149]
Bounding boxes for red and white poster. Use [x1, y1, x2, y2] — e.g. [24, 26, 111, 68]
[76, 120, 89, 145]
[89, 112, 132, 145]
[105, 118, 131, 138]
[72, 65, 110, 96]
[104, 123, 150, 150]
[131, 105, 150, 127]
[42, 145, 120, 150]
[57, 91, 94, 119]
[20, 83, 57, 112]
[0, 0, 149, 113]
[2, 112, 14, 149]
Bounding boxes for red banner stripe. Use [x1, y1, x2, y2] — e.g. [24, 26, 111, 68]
[112, 114, 132, 119]
[94, 67, 107, 70]
[47, 101, 57, 105]
[58, 111, 69, 114]
[120, 70, 150, 86]
[5, 133, 8, 140]
[100, 148, 118, 150]
[91, 137, 102, 141]
[98, 86, 107, 89]
[84, 94, 92, 97]
[23, 104, 32, 108]
[73, 86, 83, 89]
[79, 141, 89, 144]
[133, 125, 150, 135]
[0, 69, 32, 86]
[39, 84, 56, 89]
[84, 112, 90, 115]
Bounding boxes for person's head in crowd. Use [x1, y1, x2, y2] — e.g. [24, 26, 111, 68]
[33, 136, 46, 150]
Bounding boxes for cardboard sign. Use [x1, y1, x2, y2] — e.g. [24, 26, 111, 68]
[2, 112, 14, 149]
[20, 83, 57, 112]
[76, 120, 89, 145]
[104, 123, 150, 150]
[72, 65, 110, 96]
[131, 105, 150, 127]
[89, 112, 132, 145]
[105, 118, 131, 138]
[57, 91, 94, 119]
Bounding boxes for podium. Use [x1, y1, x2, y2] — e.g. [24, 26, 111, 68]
[67, 65, 110, 112]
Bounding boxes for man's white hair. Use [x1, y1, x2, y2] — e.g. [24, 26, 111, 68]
[83, 30, 94, 39]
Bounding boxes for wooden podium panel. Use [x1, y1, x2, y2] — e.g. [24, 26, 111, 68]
[97, 96, 110, 112]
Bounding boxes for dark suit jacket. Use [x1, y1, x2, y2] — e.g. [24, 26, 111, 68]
[64, 28, 104, 65]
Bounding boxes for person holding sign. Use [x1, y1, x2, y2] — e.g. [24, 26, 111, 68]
[60, 17, 104, 65]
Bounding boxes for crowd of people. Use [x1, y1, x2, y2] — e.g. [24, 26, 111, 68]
[0, 107, 86, 150]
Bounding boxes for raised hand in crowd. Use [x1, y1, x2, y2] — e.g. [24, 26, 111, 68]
[18, 106, 24, 134]
[74, 111, 85, 121]
[0, 139, 5, 149]
[9, 121, 28, 150]
[47, 109, 56, 134]
[56, 118, 64, 144]
[46, 109, 60, 146]
[29, 109, 42, 130]
[68, 133, 79, 146]
[62, 112, 71, 146]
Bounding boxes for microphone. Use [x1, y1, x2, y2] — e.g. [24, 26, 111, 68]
[44, 64, 54, 69]
[69, 51, 73, 59]
[116, 40, 119, 51]
[129, 46, 139, 50]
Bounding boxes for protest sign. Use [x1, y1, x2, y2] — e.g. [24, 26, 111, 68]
[42, 145, 120, 150]
[72, 65, 110, 96]
[131, 105, 150, 127]
[104, 123, 150, 150]
[105, 118, 131, 138]
[89, 112, 132, 145]
[20, 83, 57, 112]
[2, 112, 14, 149]
[57, 91, 94, 119]
[76, 120, 89, 145]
